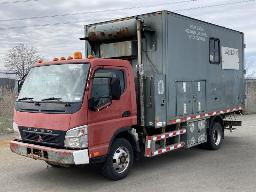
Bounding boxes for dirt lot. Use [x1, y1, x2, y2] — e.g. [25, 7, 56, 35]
[0, 114, 256, 192]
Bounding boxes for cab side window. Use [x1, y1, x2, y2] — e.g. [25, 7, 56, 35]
[90, 68, 125, 109]
[92, 69, 125, 96]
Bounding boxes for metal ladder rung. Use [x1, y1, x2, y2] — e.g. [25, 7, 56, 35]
[152, 142, 185, 156]
[151, 128, 186, 141]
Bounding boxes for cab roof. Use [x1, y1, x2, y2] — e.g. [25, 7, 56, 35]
[33, 58, 131, 68]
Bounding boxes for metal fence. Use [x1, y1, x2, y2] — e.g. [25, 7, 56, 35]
[0, 88, 15, 133]
[245, 79, 256, 114]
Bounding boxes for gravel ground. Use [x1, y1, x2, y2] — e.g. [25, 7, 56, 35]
[0, 114, 255, 192]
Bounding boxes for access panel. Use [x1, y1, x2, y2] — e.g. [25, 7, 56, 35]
[176, 81, 193, 116]
[185, 119, 207, 148]
[144, 74, 167, 128]
[176, 80, 206, 116]
[192, 80, 206, 114]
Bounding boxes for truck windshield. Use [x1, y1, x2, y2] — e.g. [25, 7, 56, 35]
[18, 63, 90, 103]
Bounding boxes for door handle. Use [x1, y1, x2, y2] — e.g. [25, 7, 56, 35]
[122, 111, 131, 117]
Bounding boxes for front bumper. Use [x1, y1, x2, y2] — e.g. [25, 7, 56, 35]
[10, 140, 89, 165]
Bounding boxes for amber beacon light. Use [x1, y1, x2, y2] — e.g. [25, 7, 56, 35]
[88, 54, 94, 59]
[74, 51, 83, 59]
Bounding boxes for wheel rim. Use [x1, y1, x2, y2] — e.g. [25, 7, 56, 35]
[213, 129, 221, 146]
[112, 146, 130, 174]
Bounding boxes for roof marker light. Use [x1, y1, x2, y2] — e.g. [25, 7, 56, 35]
[38, 59, 43, 63]
[53, 58, 59, 61]
[67, 56, 73, 60]
[60, 56, 66, 60]
[88, 54, 94, 59]
[74, 51, 82, 59]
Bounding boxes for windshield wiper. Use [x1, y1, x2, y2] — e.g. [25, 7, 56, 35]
[41, 97, 62, 101]
[17, 97, 34, 101]
[40, 97, 71, 106]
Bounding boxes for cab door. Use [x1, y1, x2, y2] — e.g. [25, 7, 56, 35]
[87, 66, 133, 157]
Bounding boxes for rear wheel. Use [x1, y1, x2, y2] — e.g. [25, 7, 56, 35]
[206, 122, 223, 150]
[102, 138, 134, 180]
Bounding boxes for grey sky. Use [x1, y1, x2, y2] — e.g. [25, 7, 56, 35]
[0, 0, 255, 75]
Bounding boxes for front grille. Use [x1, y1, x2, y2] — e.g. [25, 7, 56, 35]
[19, 127, 66, 148]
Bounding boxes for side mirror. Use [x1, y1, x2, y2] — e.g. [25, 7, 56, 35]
[111, 78, 121, 100]
[17, 74, 27, 93]
[88, 77, 112, 111]
[17, 80, 24, 93]
[88, 97, 96, 111]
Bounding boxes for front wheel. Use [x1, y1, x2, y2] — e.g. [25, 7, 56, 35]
[206, 122, 223, 150]
[102, 138, 134, 180]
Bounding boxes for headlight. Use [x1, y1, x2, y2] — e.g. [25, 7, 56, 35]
[13, 122, 21, 139]
[64, 125, 88, 149]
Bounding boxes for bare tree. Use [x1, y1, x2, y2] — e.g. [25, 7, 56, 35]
[4, 44, 41, 79]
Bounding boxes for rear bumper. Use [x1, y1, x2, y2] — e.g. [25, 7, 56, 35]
[10, 140, 89, 165]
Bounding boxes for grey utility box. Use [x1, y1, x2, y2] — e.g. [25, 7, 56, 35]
[184, 120, 207, 148]
[83, 10, 245, 128]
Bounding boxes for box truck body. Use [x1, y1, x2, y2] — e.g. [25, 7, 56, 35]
[84, 11, 244, 129]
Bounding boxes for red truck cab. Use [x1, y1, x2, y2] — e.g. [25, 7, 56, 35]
[10, 53, 138, 180]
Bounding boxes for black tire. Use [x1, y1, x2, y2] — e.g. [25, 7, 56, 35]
[102, 138, 134, 180]
[206, 122, 223, 150]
